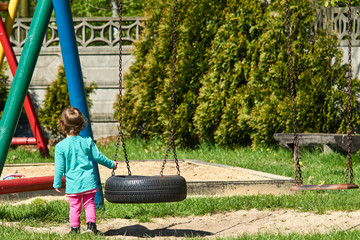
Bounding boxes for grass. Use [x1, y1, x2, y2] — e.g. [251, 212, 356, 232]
[6, 139, 360, 197]
[4, 138, 360, 238]
[0, 224, 106, 239]
[6, 147, 55, 164]
[9, 138, 359, 187]
[3, 224, 360, 239]
[1, 191, 359, 225]
[7, 139, 350, 178]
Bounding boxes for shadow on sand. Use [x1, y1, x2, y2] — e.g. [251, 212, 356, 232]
[104, 224, 213, 238]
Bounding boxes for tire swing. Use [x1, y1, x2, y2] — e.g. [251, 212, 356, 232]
[105, 0, 187, 203]
[285, 0, 358, 191]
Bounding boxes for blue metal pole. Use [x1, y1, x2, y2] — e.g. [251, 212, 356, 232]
[0, 0, 53, 176]
[52, 0, 104, 208]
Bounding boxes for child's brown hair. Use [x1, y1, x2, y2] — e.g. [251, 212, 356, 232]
[60, 107, 87, 135]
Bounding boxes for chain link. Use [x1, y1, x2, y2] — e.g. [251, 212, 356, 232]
[345, 0, 354, 184]
[113, 0, 131, 176]
[160, 0, 180, 176]
[285, 0, 302, 185]
[286, 0, 354, 184]
[113, 0, 180, 177]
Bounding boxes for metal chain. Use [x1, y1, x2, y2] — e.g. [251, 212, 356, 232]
[113, 0, 131, 176]
[345, 0, 354, 183]
[160, 0, 180, 176]
[285, 0, 302, 185]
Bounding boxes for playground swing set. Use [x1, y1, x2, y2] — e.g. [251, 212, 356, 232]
[103, 0, 187, 204]
[0, 0, 186, 206]
[0, 0, 358, 206]
[285, 0, 359, 191]
[0, 1, 49, 157]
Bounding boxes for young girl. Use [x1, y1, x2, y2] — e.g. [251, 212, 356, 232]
[53, 107, 118, 234]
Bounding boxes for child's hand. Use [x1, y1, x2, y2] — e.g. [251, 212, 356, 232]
[113, 161, 118, 170]
[55, 188, 62, 193]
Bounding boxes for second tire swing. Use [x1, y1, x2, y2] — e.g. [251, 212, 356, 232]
[104, 0, 187, 204]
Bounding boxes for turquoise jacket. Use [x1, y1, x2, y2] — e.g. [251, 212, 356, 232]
[53, 135, 114, 194]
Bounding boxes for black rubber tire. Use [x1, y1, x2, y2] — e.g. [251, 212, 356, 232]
[104, 175, 187, 204]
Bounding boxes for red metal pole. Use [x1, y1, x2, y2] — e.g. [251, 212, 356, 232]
[23, 93, 49, 156]
[0, 176, 65, 194]
[0, 18, 49, 156]
[11, 137, 37, 145]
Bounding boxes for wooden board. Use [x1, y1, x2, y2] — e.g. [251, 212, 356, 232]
[290, 183, 359, 191]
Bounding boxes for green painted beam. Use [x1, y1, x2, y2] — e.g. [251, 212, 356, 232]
[0, 0, 53, 176]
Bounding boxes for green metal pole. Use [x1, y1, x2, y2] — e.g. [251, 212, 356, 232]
[0, 0, 53, 176]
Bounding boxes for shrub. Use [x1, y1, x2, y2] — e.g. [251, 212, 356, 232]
[38, 65, 96, 140]
[247, 1, 360, 146]
[194, 0, 266, 146]
[117, 0, 228, 147]
[116, 0, 360, 148]
[0, 63, 9, 118]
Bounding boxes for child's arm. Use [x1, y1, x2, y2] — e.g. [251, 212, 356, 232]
[53, 145, 65, 191]
[90, 140, 116, 169]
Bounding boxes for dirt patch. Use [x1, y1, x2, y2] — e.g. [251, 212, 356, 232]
[3, 208, 360, 238]
[0, 161, 356, 238]
[2, 160, 274, 183]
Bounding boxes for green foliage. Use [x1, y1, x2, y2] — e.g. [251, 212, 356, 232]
[23, 0, 146, 18]
[194, 0, 266, 146]
[70, 0, 112, 17]
[118, 0, 228, 147]
[38, 66, 96, 139]
[123, 0, 148, 16]
[0, 63, 9, 118]
[321, 0, 360, 7]
[117, 0, 360, 148]
[70, 0, 146, 17]
[247, 0, 360, 146]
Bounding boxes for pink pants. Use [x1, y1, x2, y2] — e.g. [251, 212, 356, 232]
[68, 192, 96, 227]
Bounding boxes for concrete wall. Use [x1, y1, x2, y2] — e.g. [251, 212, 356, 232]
[6, 17, 140, 140]
[8, 50, 135, 140]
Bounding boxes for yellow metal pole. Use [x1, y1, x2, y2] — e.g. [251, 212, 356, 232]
[0, 0, 20, 66]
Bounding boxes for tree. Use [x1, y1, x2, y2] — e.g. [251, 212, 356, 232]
[117, 0, 228, 147]
[70, 0, 112, 17]
[70, 0, 146, 17]
[321, 0, 360, 7]
[22, 0, 147, 18]
[194, 0, 266, 146]
[246, 0, 360, 145]
[117, 0, 360, 147]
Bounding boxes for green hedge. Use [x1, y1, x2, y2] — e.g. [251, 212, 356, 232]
[0, 63, 8, 118]
[117, 0, 360, 147]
